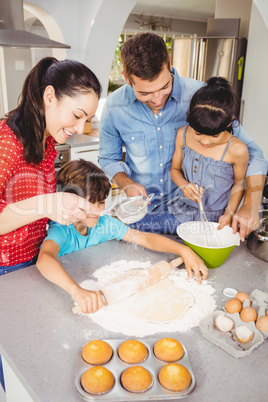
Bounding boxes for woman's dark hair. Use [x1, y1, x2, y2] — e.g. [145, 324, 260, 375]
[6, 57, 102, 165]
[186, 76, 238, 136]
[121, 33, 170, 82]
[57, 159, 110, 204]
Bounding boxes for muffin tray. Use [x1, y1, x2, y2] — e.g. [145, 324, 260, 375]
[75, 338, 196, 401]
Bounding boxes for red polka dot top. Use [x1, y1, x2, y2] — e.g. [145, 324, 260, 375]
[0, 120, 57, 266]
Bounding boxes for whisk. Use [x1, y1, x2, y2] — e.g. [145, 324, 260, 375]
[195, 184, 218, 248]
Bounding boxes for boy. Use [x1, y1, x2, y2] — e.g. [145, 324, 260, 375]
[37, 160, 208, 314]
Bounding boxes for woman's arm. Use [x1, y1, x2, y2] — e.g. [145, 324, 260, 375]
[36, 240, 104, 313]
[122, 229, 208, 284]
[0, 192, 93, 235]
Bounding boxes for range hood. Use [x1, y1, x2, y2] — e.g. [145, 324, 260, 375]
[0, 0, 70, 48]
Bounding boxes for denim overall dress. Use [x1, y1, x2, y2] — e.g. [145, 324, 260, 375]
[168, 125, 234, 224]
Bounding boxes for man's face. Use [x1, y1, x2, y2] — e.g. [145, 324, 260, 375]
[126, 64, 173, 115]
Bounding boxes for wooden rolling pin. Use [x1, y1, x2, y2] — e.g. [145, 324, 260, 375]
[72, 256, 183, 314]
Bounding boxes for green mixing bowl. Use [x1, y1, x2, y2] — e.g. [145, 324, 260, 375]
[177, 221, 240, 268]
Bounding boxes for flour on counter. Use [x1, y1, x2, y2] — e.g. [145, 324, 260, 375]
[78, 259, 216, 337]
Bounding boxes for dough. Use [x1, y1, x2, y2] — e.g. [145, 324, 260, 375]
[125, 278, 194, 323]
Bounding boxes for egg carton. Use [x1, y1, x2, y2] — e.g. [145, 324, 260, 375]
[74, 338, 196, 401]
[199, 288, 268, 358]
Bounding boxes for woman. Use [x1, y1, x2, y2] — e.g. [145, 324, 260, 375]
[0, 57, 102, 274]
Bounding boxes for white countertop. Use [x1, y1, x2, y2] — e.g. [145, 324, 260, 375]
[0, 239, 268, 401]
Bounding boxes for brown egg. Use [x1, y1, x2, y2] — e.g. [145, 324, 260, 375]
[235, 292, 250, 304]
[256, 315, 268, 333]
[240, 307, 257, 323]
[225, 298, 242, 314]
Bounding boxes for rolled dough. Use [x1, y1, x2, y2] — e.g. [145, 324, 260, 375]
[124, 278, 194, 323]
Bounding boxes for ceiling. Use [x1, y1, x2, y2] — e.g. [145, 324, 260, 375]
[132, 0, 217, 22]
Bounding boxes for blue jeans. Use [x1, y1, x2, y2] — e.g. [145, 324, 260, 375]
[0, 255, 38, 276]
[130, 204, 180, 235]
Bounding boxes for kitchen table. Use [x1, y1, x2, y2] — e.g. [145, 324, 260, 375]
[0, 238, 267, 402]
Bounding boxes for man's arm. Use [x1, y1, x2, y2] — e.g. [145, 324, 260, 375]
[232, 174, 266, 241]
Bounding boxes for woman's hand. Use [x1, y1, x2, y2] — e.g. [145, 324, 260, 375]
[180, 246, 208, 284]
[71, 285, 105, 314]
[217, 213, 232, 230]
[45, 192, 92, 225]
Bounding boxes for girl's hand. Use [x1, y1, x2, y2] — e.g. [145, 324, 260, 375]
[180, 246, 208, 284]
[45, 192, 92, 225]
[71, 285, 104, 314]
[217, 213, 232, 230]
[182, 183, 203, 202]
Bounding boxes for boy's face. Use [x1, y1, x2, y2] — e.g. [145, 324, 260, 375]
[81, 199, 106, 228]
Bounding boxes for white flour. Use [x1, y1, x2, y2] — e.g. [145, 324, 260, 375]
[79, 259, 216, 337]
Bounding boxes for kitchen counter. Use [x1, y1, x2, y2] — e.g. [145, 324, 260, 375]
[0, 239, 267, 402]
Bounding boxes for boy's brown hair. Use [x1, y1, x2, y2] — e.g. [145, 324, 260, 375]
[57, 159, 110, 203]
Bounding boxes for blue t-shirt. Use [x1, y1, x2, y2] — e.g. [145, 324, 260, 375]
[44, 215, 129, 257]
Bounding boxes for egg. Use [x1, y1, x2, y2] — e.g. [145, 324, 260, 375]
[214, 313, 234, 332]
[240, 307, 257, 322]
[225, 298, 242, 314]
[235, 326, 254, 343]
[256, 315, 268, 333]
[235, 292, 250, 304]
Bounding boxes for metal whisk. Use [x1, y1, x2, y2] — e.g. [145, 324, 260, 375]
[195, 185, 218, 248]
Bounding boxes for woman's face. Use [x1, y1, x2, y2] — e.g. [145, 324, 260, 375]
[44, 87, 99, 144]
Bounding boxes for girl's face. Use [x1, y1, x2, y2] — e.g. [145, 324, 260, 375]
[81, 200, 106, 228]
[193, 130, 226, 148]
[44, 86, 99, 144]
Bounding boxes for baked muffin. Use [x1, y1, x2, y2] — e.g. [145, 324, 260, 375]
[81, 366, 115, 395]
[154, 337, 184, 362]
[82, 340, 113, 365]
[121, 366, 153, 393]
[118, 339, 148, 364]
[158, 363, 191, 392]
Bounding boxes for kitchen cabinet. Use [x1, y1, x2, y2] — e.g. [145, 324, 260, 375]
[70, 144, 100, 166]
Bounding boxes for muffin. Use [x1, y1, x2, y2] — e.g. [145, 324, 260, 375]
[81, 366, 115, 395]
[121, 366, 153, 393]
[154, 337, 184, 362]
[82, 340, 113, 365]
[158, 363, 191, 392]
[118, 339, 148, 364]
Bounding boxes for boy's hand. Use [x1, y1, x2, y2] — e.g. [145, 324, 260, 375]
[72, 286, 104, 314]
[180, 246, 208, 284]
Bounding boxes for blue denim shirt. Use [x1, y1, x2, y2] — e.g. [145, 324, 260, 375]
[99, 68, 268, 209]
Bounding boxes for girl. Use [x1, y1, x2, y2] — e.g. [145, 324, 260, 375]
[0, 57, 101, 274]
[168, 76, 249, 229]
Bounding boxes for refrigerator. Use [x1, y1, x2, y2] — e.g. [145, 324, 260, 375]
[171, 36, 247, 115]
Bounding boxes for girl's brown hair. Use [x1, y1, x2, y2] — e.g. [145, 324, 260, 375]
[57, 159, 110, 203]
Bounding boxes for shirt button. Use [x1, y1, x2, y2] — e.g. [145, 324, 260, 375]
[193, 170, 197, 173]
[160, 163, 163, 167]
[194, 166, 197, 169]
[157, 127, 161, 131]
[195, 158, 199, 161]
[131, 136, 135, 140]
[160, 192, 163, 196]
[159, 145, 163, 149]
[159, 113, 162, 116]
[160, 179, 163, 183]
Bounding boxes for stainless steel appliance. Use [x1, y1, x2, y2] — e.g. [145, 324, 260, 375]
[54, 143, 70, 176]
[171, 36, 247, 114]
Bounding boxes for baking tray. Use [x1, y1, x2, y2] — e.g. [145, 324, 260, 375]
[75, 338, 196, 401]
[199, 288, 268, 358]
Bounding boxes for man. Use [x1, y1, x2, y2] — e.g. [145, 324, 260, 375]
[99, 33, 267, 239]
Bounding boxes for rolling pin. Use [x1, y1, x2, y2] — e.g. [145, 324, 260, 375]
[72, 256, 183, 314]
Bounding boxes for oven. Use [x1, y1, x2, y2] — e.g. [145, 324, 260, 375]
[54, 142, 71, 176]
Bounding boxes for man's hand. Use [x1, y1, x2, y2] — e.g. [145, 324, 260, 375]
[232, 204, 260, 241]
[113, 172, 147, 198]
